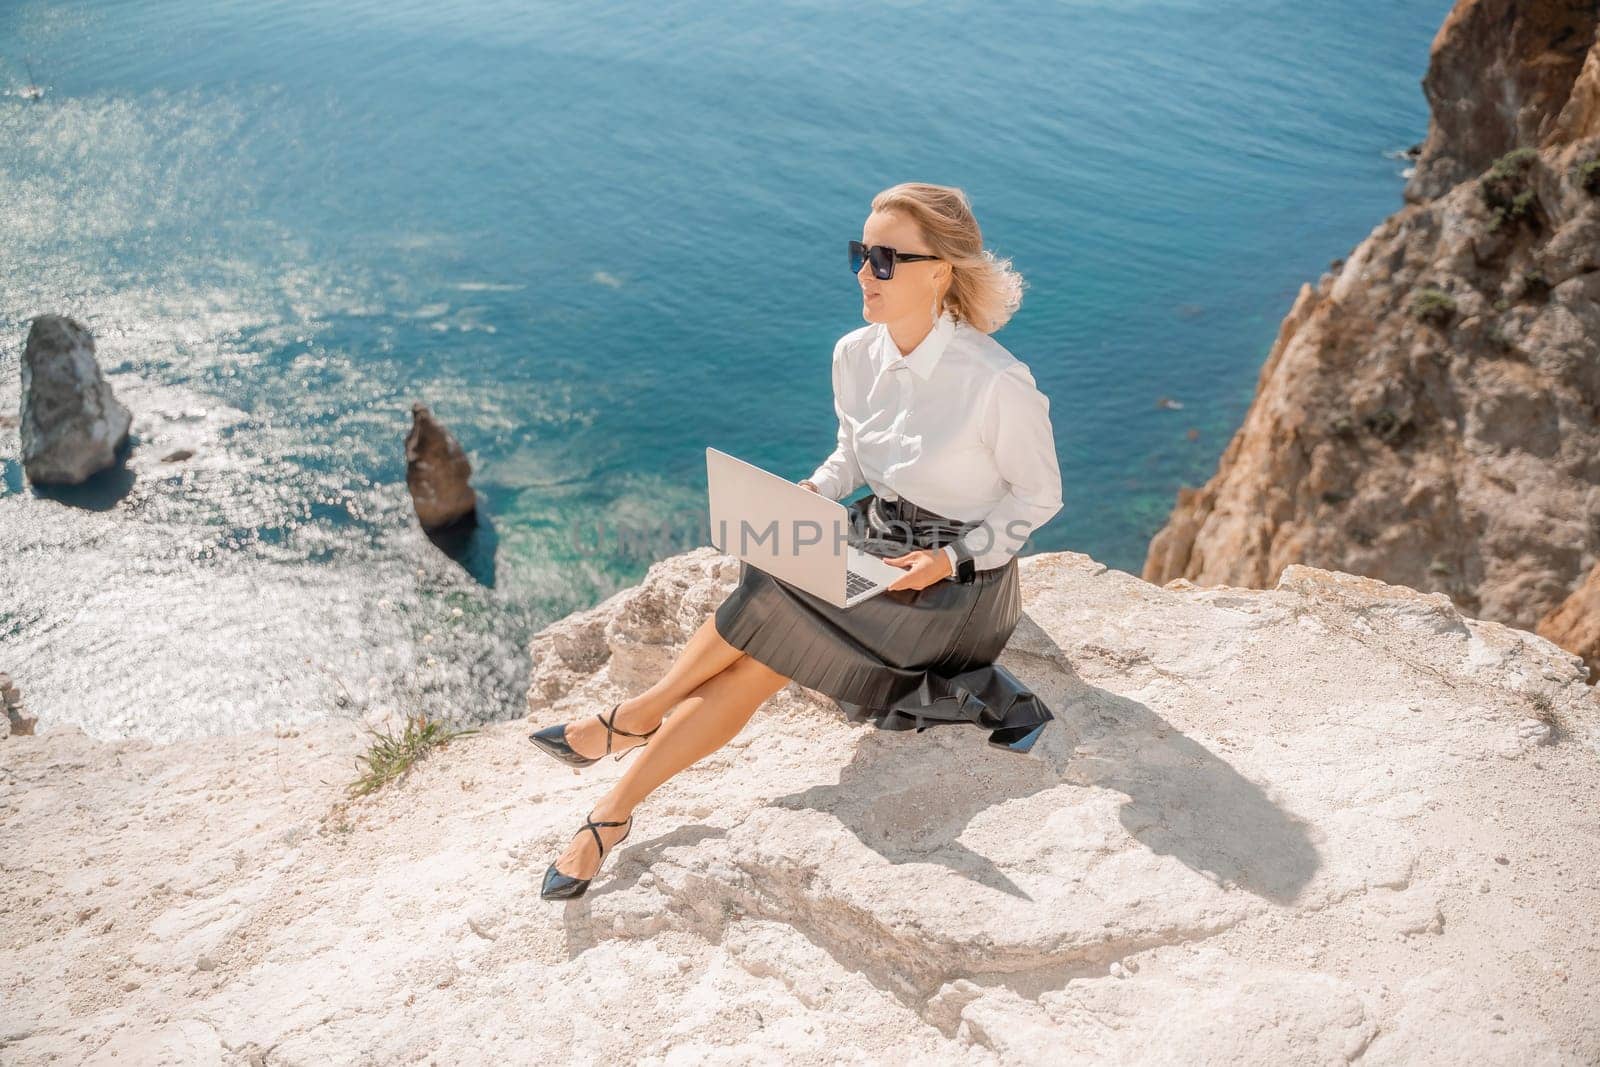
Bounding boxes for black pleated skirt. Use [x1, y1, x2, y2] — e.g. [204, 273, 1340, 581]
[712, 491, 1053, 746]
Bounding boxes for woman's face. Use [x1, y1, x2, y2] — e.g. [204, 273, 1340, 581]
[858, 210, 950, 327]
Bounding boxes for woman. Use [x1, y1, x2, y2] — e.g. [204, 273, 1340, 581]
[529, 182, 1064, 900]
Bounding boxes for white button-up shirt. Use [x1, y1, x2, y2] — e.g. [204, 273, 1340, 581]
[806, 309, 1063, 572]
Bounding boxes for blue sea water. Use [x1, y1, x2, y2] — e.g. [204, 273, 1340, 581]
[0, 0, 1450, 740]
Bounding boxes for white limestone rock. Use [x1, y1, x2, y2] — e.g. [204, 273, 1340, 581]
[2, 549, 1597, 1063]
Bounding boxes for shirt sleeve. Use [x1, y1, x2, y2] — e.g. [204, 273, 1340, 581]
[949, 363, 1063, 570]
[805, 337, 866, 501]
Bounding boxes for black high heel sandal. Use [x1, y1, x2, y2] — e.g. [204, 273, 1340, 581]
[987, 720, 1048, 754]
[540, 809, 634, 900]
[528, 702, 659, 767]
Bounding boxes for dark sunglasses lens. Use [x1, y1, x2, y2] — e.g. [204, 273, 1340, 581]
[869, 246, 894, 279]
[848, 241, 866, 274]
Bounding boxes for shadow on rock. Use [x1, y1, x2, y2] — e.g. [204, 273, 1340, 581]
[26, 436, 138, 511]
[776, 615, 1320, 906]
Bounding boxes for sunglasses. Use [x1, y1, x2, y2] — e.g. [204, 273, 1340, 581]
[849, 240, 942, 280]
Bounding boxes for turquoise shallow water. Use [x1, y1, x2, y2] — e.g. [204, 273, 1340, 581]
[0, 0, 1450, 739]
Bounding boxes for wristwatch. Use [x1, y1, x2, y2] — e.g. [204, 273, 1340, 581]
[944, 540, 977, 584]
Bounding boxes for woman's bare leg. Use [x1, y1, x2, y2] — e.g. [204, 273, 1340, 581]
[561, 615, 747, 761]
[549, 651, 791, 882]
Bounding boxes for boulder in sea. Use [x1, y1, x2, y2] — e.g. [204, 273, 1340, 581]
[1, 672, 36, 738]
[19, 315, 133, 486]
[405, 403, 477, 531]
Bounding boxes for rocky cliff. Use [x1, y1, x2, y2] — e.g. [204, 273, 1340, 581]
[1405, 0, 1600, 203]
[4, 549, 1598, 1063]
[1144, 1, 1600, 659]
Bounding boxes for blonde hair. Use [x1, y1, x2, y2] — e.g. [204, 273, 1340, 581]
[869, 182, 1026, 334]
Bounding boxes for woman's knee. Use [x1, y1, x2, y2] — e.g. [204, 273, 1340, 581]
[733, 651, 790, 691]
[693, 652, 787, 701]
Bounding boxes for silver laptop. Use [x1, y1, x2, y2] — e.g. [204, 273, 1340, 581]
[706, 446, 906, 607]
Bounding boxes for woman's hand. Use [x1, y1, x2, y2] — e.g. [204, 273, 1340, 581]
[882, 548, 953, 591]
[798, 479, 820, 494]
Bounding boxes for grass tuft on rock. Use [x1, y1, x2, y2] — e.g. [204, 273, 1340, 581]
[1480, 147, 1541, 233]
[1409, 286, 1457, 327]
[1577, 157, 1600, 196]
[348, 714, 479, 797]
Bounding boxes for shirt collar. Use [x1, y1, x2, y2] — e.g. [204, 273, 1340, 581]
[873, 309, 957, 382]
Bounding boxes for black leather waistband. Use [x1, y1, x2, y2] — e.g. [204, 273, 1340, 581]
[865, 493, 980, 550]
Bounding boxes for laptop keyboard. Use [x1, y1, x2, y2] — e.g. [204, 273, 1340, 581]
[845, 570, 878, 599]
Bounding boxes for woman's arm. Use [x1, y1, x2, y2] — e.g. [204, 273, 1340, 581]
[945, 364, 1063, 570]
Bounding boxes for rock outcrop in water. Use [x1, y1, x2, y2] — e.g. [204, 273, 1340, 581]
[1144, 0, 1600, 654]
[3, 548, 1598, 1062]
[18, 315, 133, 486]
[404, 402, 477, 531]
[0, 673, 36, 739]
